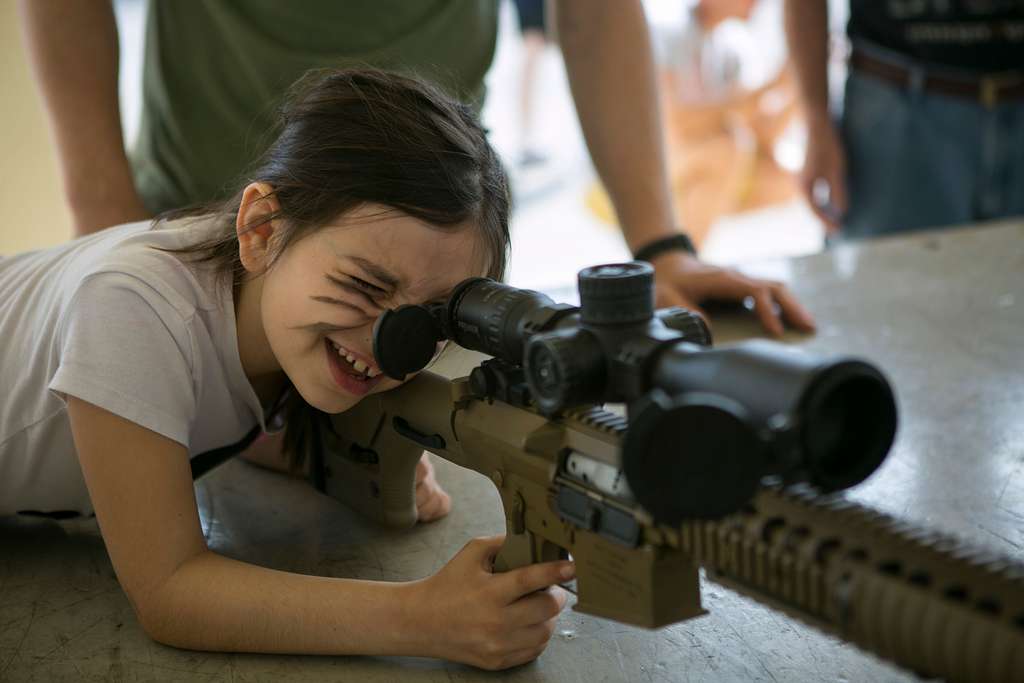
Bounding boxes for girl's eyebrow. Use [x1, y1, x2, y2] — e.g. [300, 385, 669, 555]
[347, 256, 402, 290]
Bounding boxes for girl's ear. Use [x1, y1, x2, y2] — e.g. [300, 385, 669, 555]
[237, 182, 282, 274]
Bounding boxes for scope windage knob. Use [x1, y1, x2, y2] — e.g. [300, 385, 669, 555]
[656, 308, 712, 346]
[578, 262, 655, 325]
[524, 329, 605, 414]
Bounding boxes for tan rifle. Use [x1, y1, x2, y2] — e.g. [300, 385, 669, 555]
[314, 264, 1024, 682]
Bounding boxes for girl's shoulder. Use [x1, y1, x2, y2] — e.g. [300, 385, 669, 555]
[45, 215, 253, 450]
[78, 215, 232, 318]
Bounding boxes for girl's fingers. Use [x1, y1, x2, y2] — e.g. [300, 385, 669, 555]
[499, 620, 558, 654]
[504, 585, 569, 626]
[461, 535, 506, 571]
[497, 560, 575, 604]
[488, 643, 550, 671]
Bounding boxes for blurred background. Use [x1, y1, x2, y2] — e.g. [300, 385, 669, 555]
[1, 0, 850, 295]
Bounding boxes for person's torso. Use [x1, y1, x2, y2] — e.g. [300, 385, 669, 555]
[848, 0, 1024, 72]
[0, 218, 264, 515]
[130, 0, 499, 214]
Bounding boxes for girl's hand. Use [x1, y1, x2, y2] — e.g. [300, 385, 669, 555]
[411, 535, 573, 670]
[416, 453, 451, 522]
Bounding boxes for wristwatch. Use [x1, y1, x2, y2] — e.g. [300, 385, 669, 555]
[632, 233, 697, 262]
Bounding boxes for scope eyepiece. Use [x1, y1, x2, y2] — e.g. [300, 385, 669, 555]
[372, 304, 445, 380]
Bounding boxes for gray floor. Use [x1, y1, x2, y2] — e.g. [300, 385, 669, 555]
[3, 220, 1022, 681]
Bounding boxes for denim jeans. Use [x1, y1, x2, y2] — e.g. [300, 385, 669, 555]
[840, 46, 1024, 239]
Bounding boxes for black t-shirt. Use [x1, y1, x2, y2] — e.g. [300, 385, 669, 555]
[848, 0, 1024, 72]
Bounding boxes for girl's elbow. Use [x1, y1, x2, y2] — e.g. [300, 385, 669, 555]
[129, 588, 199, 650]
[131, 596, 174, 646]
[136, 606, 202, 650]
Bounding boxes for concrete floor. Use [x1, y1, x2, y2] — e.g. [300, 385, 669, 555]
[3, 221, 1022, 681]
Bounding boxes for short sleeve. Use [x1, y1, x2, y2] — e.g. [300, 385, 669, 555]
[49, 273, 198, 446]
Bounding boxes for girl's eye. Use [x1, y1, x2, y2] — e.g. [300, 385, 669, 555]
[352, 276, 386, 295]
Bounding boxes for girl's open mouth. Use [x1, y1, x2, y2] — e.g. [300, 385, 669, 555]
[325, 339, 384, 396]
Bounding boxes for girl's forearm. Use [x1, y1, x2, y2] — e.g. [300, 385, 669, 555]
[141, 550, 431, 656]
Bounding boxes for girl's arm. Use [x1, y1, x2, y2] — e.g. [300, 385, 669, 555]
[68, 397, 569, 668]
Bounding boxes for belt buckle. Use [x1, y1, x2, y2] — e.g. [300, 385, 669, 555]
[981, 73, 1023, 109]
[981, 77, 999, 108]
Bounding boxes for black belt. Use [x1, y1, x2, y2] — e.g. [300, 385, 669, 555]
[850, 49, 1024, 108]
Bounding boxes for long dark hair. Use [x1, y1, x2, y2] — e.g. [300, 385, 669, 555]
[160, 68, 511, 468]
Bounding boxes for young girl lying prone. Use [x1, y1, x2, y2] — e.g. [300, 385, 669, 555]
[0, 68, 574, 670]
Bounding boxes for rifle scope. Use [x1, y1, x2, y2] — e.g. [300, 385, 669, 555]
[373, 263, 898, 521]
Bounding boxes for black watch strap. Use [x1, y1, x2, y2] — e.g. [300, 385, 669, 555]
[632, 234, 697, 262]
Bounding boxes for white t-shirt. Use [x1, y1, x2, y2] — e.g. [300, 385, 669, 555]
[0, 217, 268, 516]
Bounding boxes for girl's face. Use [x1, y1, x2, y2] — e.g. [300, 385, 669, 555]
[237, 192, 488, 414]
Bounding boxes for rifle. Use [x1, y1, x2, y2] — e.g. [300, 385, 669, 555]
[314, 263, 1024, 682]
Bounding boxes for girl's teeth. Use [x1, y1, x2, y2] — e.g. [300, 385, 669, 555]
[330, 340, 378, 378]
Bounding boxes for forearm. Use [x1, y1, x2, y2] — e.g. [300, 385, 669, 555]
[783, 0, 831, 124]
[18, 0, 147, 235]
[143, 550, 428, 656]
[555, 0, 678, 252]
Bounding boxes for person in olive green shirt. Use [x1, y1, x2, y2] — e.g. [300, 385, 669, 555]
[21, 0, 815, 336]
